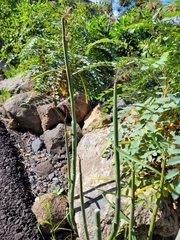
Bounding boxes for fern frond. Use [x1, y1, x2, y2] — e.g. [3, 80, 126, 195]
[86, 38, 128, 55]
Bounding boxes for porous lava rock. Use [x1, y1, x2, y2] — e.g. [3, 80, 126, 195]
[32, 193, 68, 235]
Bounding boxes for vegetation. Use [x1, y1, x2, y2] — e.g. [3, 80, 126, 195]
[0, 0, 180, 239]
[0, 0, 113, 100]
[0, 88, 11, 103]
[1, 0, 179, 101]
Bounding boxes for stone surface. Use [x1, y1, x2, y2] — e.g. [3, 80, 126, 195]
[37, 102, 65, 131]
[57, 92, 91, 123]
[41, 123, 83, 155]
[32, 137, 44, 152]
[82, 104, 111, 134]
[33, 160, 54, 177]
[75, 127, 120, 239]
[32, 193, 68, 235]
[6, 118, 19, 130]
[3, 91, 43, 133]
[117, 97, 131, 110]
[0, 72, 34, 93]
[133, 198, 180, 239]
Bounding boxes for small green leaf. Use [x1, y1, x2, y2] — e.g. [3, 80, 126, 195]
[140, 113, 151, 120]
[162, 187, 169, 197]
[156, 107, 165, 113]
[173, 136, 180, 144]
[167, 183, 174, 193]
[128, 28, 135, 33]
[155, 97, 170, 103]
[163, 102, 176, 108]
[151, 193, 157, 203]
[145, 199, 151, 209]
[174, 182, 180, 194]
[170, 148, 180, 154]
[152, 63, 159, 68]
[167, 156, 180, 165]
[132, 139, 141, 149]
[135, 179, 142, 187]
[141, 65, 149, 70]
[144, 189, 152, 195]
[151, 114, 159, 122]
[172, 189, 179, 200]
[139, 129, 146, 136]
[156, 51, 169, 66]
[166, 168, 180, 180]
[172, 182, 180, 200]
[146, 122, 155, 132]
[126, 116, 133, 124]
[155, 191, 161, 199]
[138, 193, 146, 199]
[136, 199, 144, 206]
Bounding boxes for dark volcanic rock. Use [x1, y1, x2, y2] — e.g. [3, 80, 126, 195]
[0, 119, 42, 240]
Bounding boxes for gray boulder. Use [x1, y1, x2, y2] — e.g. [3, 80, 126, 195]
[3, 91, 43, 133]
[0, 72, 34, 93]
[37, 102, 65, 132]
[57, 92, 91, 123]
[75, 127, 124, 239]
[41, 123, 83, 155]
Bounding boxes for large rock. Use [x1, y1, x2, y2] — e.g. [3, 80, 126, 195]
[82, 104, 111, 134]
[32, 193, 68, 235]
[0, 72, 34, 93]
[75, 127, 123, 239]
[2, 91, 43, 133]
[133, 198, 179, 239]
[57, 92, 91, 123]
[41, 123, 83, 155]
[37, 102, 65, 131]
[75, 127, 179, 239]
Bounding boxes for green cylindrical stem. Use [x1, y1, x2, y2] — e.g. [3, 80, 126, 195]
[95, 209, 102, 240]
[62, 16, 77, 234]
[79, 159, 90, 240]
[147, 155, 166, 240]
[107, 79, 121, 240]
[129, 162, 135, 240]
[64, 122, 71, 190]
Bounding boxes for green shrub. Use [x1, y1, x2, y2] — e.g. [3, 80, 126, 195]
[114, 92, 180, 203]
[0, 0, 113, 100]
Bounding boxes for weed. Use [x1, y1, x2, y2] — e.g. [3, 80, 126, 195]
[0, 88, 10, 103]
[52, 185, 64, 196]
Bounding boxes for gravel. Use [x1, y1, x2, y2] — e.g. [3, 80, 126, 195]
[0, 118, 70, 240]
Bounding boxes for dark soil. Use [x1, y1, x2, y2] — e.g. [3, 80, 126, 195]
[0, 120, 42, 240]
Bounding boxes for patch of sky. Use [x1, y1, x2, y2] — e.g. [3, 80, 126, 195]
[90, 0, 177, 17]
[161, 0, 176, 4]
[113, 0, 135, 17]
